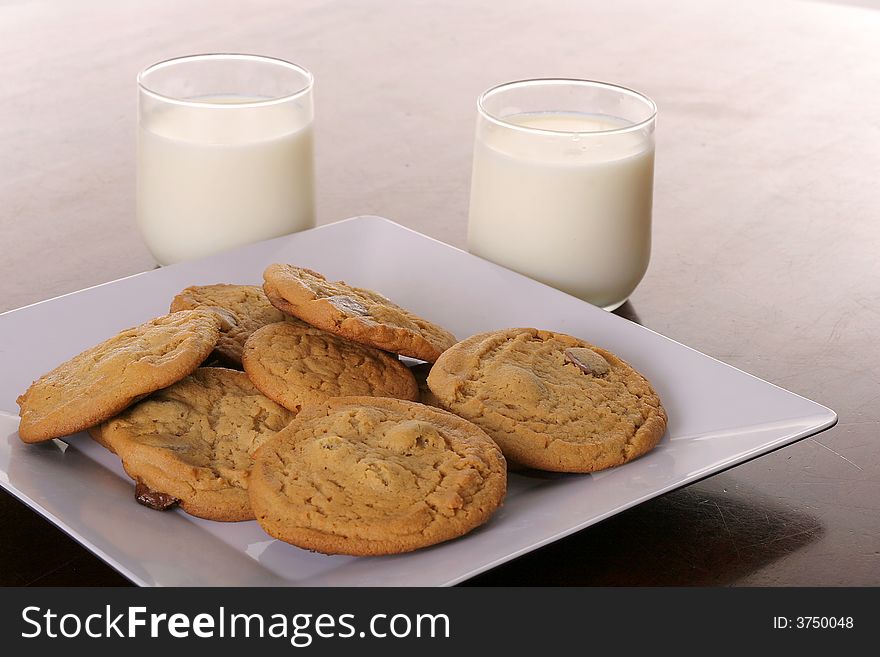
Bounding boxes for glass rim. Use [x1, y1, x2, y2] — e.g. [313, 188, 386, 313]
[137, 53, 314, 108]
[477, 78, 657, 136]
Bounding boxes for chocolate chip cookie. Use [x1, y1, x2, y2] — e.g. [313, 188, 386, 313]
[242, 321, 418, 412]
[248, 396, 507, 555]
[90, 367, 295, 521]
[262, 264, 457, 362]
[426, 328, 667, 472]
[17, 309, 223, 443]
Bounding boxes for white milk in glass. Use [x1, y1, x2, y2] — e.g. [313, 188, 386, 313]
[468, 113, 654, 309]
[137, 96, 314, 265]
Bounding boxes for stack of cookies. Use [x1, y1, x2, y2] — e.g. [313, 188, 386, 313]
[16, 264, 666, 557]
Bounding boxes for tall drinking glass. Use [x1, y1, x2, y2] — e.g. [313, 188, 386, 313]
[137, 54, 314, 265]
[467, 79, 657, 311]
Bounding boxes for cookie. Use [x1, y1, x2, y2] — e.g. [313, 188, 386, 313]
[90, 368, 295, 521]
[170, 284, 288, 366]
[248, 396, 507, 555]
[242, 321, 418, 412]
[426, 328, 667, 473]
[262, 264, 457, 362]
[16, 309, 222, 443]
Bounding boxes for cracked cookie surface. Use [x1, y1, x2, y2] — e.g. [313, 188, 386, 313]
[170, 283, 288, 366]
[427, 328, 667, 473]
[262, 264, 457, 362]
[16, 309, 223, 443]
[90, 367, 296, 521]
[248, 396, 507, 555]
[242, 321, 418, 412]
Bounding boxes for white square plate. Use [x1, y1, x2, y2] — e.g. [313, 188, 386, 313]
[0, 216, 836, 586]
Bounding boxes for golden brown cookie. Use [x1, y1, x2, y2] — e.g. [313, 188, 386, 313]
[426, 328, 667, 473]
[249, 396, 507, 555]
[170, 284, 288, 367]
[16, 309, 223, 444]
[262, 264, 457, 362]
[242, 321, 418, 412]
[91, 368, 295, 521]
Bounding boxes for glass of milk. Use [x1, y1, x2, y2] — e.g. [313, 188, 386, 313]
[467, 79, 657, 311]
[137, 54, 315, 265]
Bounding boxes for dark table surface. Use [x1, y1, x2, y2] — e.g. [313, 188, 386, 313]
[1, 0, 878, 586]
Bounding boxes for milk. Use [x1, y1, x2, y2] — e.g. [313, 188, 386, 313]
[467, 112, 654, 310]
[137, 96, 314, 265]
